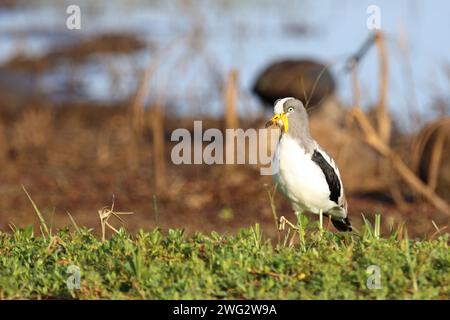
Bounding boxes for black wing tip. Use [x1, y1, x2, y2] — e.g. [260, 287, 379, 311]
[331, 217, 352, 232]
[311, 150, 341, 204]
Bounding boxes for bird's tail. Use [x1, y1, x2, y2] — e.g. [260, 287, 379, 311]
[331, 217, 352, 232]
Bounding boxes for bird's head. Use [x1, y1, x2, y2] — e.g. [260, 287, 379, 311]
[265, 97, 307, 134]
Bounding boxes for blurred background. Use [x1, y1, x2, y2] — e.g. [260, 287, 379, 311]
[0, 0, 449, 237]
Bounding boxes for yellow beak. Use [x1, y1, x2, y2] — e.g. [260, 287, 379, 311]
[265, 113, 289, 133]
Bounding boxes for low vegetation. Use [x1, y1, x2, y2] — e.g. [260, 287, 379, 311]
[0, 219, 448, 299]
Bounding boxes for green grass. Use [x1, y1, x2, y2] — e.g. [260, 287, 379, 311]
[0, 223, 448, 299]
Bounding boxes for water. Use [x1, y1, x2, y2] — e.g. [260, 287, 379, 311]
[0, 0, 449, 129]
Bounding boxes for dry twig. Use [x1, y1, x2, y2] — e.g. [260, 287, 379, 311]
[98, 198, 134, 242]
[349, 107, 450, 215]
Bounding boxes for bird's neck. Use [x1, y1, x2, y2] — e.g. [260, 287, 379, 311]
[285, 125, 314, 153]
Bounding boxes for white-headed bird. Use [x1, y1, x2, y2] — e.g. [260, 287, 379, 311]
[265, 97, 352, 231]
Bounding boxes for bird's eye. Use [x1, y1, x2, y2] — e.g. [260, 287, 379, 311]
[287, 107, 294, 113]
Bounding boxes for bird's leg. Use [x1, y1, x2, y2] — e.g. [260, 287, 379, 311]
[319, 209, 323, 232]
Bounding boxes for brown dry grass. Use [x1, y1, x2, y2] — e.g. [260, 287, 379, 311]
[0, 104, 447, 238]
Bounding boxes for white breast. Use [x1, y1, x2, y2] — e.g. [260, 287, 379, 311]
[273, 135, 337, 214]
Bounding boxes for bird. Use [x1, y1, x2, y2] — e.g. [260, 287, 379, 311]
[265, 97, 352, 232]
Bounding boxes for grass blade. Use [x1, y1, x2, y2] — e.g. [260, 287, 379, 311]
[22, 185, 49, 239]
[66, 211, 80, 232]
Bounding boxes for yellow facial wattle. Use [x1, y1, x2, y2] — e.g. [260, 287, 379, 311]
[280, 113, 288, 133]
[265, 113, 288, 133]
